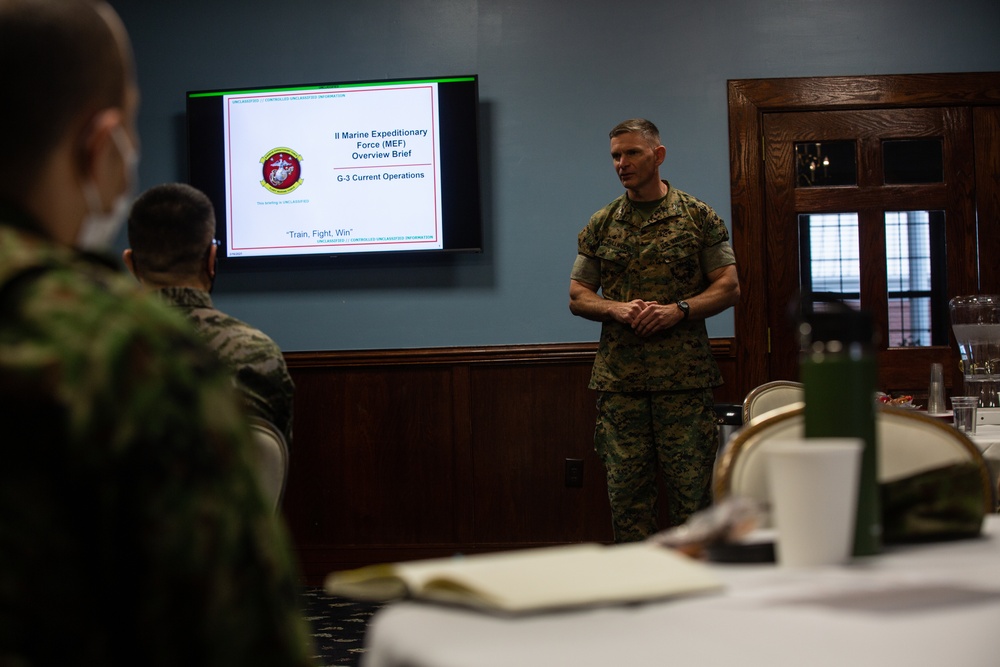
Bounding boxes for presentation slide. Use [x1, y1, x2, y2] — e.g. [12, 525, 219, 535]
[222, 82, 443, 257]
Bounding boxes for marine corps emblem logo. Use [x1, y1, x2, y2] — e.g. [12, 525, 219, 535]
[260, 147, 304, 194]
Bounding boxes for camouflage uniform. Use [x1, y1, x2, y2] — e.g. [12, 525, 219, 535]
[157, 286, 295, 445]
[573, 181, 735, 541]
[0, 205, 315, 667]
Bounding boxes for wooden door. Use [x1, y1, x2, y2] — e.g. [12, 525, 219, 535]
[727, 73, 1000, 402]
[760, 106, 977, 392]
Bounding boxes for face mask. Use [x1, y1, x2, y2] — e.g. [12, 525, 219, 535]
[77, 125, 139, 252]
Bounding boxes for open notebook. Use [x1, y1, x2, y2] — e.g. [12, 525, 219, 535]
[324, 541, 724, 613]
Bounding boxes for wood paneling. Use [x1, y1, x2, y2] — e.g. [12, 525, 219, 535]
[281, 340, 739, 582]
[468, 363, 610, 544]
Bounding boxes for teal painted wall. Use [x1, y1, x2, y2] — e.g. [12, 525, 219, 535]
[110, 0, 1000, 351]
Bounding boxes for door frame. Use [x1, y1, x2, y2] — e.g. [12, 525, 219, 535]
[728, 72, 1000, 399]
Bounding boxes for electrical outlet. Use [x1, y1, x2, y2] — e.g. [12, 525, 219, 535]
[565, 458, 584, 487]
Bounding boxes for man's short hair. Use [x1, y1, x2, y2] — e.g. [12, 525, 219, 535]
[609, 118, 662, 148]
[128, 183, 217, 279]
[0, 0, 126, 197]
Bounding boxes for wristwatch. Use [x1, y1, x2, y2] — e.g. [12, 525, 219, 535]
[676, 300, 690, 320]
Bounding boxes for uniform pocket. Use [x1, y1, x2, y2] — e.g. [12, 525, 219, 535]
[595, 243, 633, 266]
[647, 231, 703, 290]
[596, 243, 634, 293]
[657, 231, 700, 262]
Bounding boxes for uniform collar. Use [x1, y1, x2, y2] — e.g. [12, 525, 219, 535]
[156, 285, 214, 309]
[615, 180, 675, 225]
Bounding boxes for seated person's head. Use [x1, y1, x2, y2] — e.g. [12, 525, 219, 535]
[0, 0, 139, 248]
[125, 183, 218, 290]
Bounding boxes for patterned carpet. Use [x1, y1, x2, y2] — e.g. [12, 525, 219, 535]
[301, 587, 384, 667]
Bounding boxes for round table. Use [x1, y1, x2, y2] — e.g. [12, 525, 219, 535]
[969, 424, 1000, 490]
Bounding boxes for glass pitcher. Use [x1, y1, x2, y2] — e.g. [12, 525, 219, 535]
[949, 295, 1000, 408]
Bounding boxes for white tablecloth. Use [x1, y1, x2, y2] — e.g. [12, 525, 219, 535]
[970, 424, 1000, 462]
[969, 425, 1000, 492]
[362, 517, 1000, 667]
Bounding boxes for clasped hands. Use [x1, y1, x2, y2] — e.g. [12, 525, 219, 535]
[615, 299, 684, 337]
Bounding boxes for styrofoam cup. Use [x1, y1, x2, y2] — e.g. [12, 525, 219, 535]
[767, 438, 863, 567]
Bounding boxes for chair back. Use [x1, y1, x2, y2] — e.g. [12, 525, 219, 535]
[714, 405, 995, 525]
[247, 417, 290, 512]
[742, 380, 805, 424]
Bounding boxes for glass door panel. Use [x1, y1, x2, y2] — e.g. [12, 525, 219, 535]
[798, 212, 861, 310]
[795, 141, 857, 187]
[884, 210, 948, 347]
[882, 139, 943, 184]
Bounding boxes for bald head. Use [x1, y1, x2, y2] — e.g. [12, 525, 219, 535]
[0, 0, 134, 202]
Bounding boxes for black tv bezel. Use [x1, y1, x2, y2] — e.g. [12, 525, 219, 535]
[185, 74, 483, 271]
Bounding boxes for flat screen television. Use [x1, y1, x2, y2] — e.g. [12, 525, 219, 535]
[186, 74, 483, 269]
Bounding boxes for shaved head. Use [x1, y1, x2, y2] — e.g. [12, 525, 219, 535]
[0, 0, 132, 199]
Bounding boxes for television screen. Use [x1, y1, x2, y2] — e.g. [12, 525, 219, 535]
[186, 74, 483, 268]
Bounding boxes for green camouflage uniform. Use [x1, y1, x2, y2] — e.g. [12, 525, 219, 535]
[573, 181, 735, 541]
[157, 286, 295, 445]
[0, 205, 315, 667]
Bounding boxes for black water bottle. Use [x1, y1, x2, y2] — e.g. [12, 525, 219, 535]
[799, 307, 881, 557]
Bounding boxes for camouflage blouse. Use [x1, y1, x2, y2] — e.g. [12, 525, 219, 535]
[575, 183, 735, 392]
[157, 286, 295, 445]
[0, 207, 314, 666]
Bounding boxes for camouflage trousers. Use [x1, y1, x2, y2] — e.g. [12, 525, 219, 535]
[594, 389, 718, 542]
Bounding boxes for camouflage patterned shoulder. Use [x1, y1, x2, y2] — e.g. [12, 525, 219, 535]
[0, 224, 315, 666]
[663, 186, 730, 245]
[1, 225, 200, 355]
[578, 194, 631, 255]
[157, 287, 296, 443]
